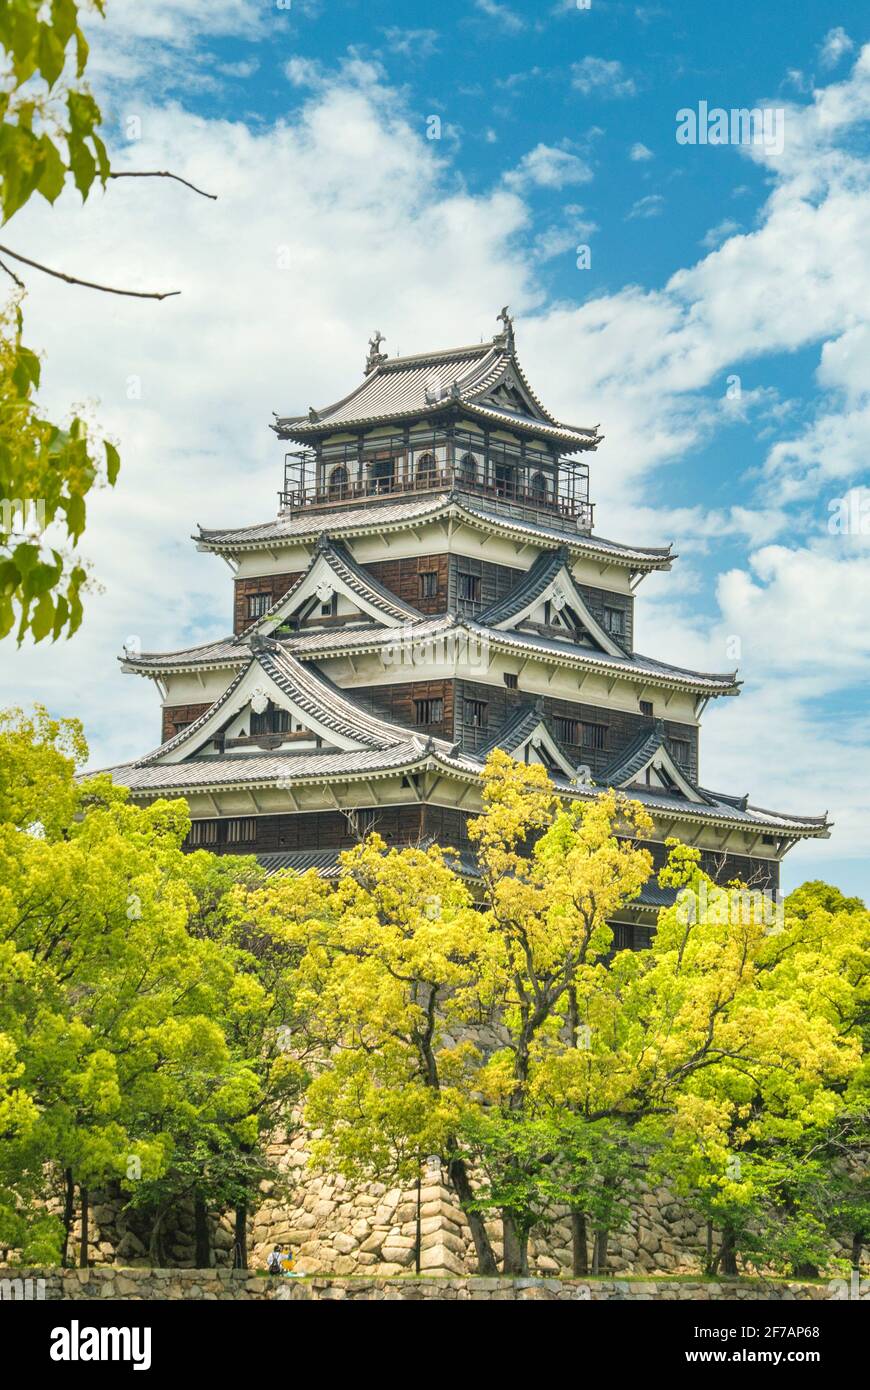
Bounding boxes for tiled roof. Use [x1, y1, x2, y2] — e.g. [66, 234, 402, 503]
[273, 335, 599, 448]
[195, 493, 674, 571]
[478, 547, 567, 626]
[257, 845, 480, 879]
[256, 535, 421, 632]
[598, 721, 666, 786]
[285, 616, 740, 695]
[121, 637, 247, 675]
[109, 743, 442, 793]
[133, 644, 453, 767]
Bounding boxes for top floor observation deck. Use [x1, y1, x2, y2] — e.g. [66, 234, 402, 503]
[272, 314, 600, 534]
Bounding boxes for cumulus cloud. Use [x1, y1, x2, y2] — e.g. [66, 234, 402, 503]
[819, 26, 854, 70]
[505, 143, 593, 191]
[571, 57, 637, 99]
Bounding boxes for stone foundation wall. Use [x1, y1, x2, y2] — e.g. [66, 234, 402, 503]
[30, 1122, 855, 1281]
[5, 1269, 857, 1301]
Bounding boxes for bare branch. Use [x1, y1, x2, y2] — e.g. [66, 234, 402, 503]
[0, 257, 24, 289]
[0, 245, 179, 300]
[108, 170, 217, 201]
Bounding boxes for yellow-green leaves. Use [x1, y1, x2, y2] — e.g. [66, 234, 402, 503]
[0, 303, 119, 642]
[0, 0, 109, 221]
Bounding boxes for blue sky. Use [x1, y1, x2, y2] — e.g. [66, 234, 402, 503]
[4, 0, 870, 897]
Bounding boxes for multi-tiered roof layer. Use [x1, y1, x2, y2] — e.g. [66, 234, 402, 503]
[109, 315, 828, 936]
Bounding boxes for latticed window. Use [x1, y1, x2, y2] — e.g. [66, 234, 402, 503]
[504, 673, 518, 689]
[465, 699, 488, 729]
[639, 699, 654, 717]
[668, 738, 691, 769]
[247, 592, 271, 619]
[581, 721, 607, 750]
[226, 818, 257, 844]
[415, 698, 443, 725]
[457, 572, 481, 603]
[251, 705, 292, 735]
[188, 821, 219, 846]
[554, 716, 580, 745]
[419, 571, 439, 599]
[604, 606, 625, 636]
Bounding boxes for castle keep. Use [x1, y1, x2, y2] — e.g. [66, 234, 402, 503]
[110, 313, 828, 930]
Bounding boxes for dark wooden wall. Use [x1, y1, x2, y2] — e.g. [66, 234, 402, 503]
[455, 678, 699, 780]
[233, 573, 301, 634]
[162, 702, 212, 744]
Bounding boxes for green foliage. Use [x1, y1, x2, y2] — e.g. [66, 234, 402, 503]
[0, 707, 307, 1265]
[0, 1, 119, 644]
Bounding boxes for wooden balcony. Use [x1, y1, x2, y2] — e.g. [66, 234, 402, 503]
[278, 468, 594, 532]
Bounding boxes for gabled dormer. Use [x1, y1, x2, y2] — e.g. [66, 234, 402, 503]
[246, 535, 421, 637]
[478, 547, 628, 656]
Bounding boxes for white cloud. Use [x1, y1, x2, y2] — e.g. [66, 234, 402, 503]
[700, 218, 741, 249]
[819, 26, 854, 70]
[571, 57, 636, 99]
[381, 28, 440, 60]
[629, 142, 654, 161]
[505, 143, 593, 191]
[626, 193, 664, 219]
[473, 0, 525, 34]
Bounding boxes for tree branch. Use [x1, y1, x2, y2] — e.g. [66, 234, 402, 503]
[0, 257, 24, 289]
[0, 245, 179, 300]
[107, 170, 217, 201]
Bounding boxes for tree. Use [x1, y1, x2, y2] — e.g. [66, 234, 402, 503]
[0, 707, 275, 1267]
[0, 1, 211, 643]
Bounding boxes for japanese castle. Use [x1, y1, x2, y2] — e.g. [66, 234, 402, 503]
[111, 313, 828, 941]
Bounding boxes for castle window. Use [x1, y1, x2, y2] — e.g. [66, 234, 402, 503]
[415, 697, 443, 725]
[495, 463, 515, 498]
[251, 705, 292, 735]
[416, 452, 437, 485]
[604, 606, 625, 636]
[328, 465, 349, 498]
[189, 821, 219, 846]
[581, 722, 607, 750]
[465, 699, 488, 729]
[247, 592, 271, 619]
[530, 471, 549, 501]
[457, 572, 481, 603]
[226, 818, 257, 844]
[458, 452, 478, 484]
[639, 699, 654, 717]
[419, 571, 439, 599]
[504, 673, 518, 689]
[667, 738, 691, 769]
[554, 716, 580, 746]
[370, 457, 394, 492]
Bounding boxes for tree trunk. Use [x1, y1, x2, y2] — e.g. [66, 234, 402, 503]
[571, 1211, 589, 1276]
[446, 1152, 497, 1275]
[501, 1213, 530, 1276]
[851, 1231, 864, 1270]
[61, 1168, 75, 1268]
[414, 1172, 422, 1275]
[78, 1186, 89, 1268]
[592, 1227, 609, 1275]
[194, 1192, 210, 1268]
[233, 1201, 248, 1270]
[705, 1220, 714, 1274]
[713, 1224, 738, 1276]
[148, 1204, 168, 1266]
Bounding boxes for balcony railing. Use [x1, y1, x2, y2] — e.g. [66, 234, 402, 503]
[279, 466, 594, 531]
